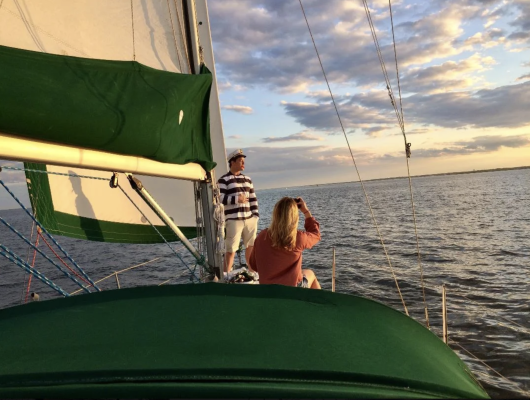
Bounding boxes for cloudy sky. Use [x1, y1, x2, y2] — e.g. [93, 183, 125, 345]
[210, 0, 530, 188]
[1, 0, 529, 204]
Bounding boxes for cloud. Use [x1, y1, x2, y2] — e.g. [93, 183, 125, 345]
[208, 1, 494, 93]
[517, 74, 530, 81]
[262, 131, 324, 143]
[405, 81, 530, 128]
[208, 0, 530, 101]
[282, 80, 530, 132]
[0, 160, 26, 183]
[227, 135, 242, 139]
[400, 54, 496, 94]
[463, 28, 506, 49]
[226, 145, 374, 174]
[410, 135, 530, 157]
[362, 126, 388, 137]
[508, 1, 530, 44]
[228, 134, 530, 177]
[405, 128, 431, 135]
[217, 81, 247, 93]
[222, 105, 253, 114]
[281, 96, 394, 133]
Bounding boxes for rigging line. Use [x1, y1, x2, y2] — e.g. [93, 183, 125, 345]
[130, 0, 136, 61]
[388, 0, 404, 126]
[174, 0, 193, 73]
[456, 294, 528, 330]
[21, 181, 42, 303]
[158, 269, 191, 286]
[166, 0, 184, 72]
[449, 339, 530, 397]
[37, 231, 91, 286]
[24, 232, 39, 304]
[1, 166, 108, 181]
[191, 0, 204, 64]
[0, 216, 91, 293]
[21, 217, 37, 304]
[0, 179, 99, 291]
[386, 0, 429, 328]
[70, 258, 161, 295]
[361, 0, 404, 132]
[0, 245, 69, 297]
[362, 0, 429, 325]
[117, 184, 200, 282]
[298, 0, 408, 316]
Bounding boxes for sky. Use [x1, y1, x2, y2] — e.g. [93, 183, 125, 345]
[208, 0, 530, 189]
[1, 0, 529, 206]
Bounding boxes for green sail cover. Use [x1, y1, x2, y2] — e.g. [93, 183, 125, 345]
[23, 163, 195, 243]
[0, 284, 489, 398]
[0, 45, 215, 171]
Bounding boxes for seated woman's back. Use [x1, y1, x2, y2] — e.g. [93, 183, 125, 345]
[250, 197, 321, 288]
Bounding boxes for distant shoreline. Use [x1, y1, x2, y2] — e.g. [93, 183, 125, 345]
[364, 165, 530, 183]
[262, 165, 530, 190]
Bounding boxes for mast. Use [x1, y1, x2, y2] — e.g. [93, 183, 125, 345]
[186, 0, 227, 274]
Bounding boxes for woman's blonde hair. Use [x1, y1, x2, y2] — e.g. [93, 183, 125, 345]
[268, 197, 299, 250]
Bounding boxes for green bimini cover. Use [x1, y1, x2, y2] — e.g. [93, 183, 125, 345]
[0, 45, 215, 171]
[0, 284, 488, 399]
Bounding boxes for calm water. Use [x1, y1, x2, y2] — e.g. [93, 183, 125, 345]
[1, 169, 529, 398]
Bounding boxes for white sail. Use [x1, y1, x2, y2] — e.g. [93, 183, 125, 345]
[0, 0, 227, 242]
[0, 0, 191, 72]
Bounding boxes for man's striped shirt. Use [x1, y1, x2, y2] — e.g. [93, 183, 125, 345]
[217, 172, 259, 220]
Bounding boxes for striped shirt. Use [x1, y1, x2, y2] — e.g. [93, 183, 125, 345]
[218, 172, 259, 220]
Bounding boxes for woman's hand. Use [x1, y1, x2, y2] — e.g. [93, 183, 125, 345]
[296, 197, 310, 215]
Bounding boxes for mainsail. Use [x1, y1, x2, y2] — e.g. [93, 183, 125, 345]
[0, 0, 227, 243]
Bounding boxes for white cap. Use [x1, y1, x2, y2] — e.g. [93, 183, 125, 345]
[227, 149, 246, 163]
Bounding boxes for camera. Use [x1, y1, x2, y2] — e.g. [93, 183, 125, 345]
[292, 197, 302, 209]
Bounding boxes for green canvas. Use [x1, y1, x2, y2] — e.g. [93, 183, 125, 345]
[0, 45, 215, 171]
[0, 284, 489, 398]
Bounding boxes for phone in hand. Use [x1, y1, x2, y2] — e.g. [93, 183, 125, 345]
[293, 197, 302, 209]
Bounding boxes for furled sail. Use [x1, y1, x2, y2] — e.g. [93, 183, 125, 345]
[0, 0, 227, 243]
[1, 45, 215, 171]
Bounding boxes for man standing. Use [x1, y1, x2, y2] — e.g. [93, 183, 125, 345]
[217, 149, 259, 272]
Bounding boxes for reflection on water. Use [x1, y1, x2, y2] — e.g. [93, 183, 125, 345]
[1, 169, 529, 398]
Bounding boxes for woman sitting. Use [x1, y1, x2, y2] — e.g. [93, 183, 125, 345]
[250, 197, 321, 289]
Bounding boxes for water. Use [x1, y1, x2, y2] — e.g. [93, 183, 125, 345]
[1, 168, 529, 398]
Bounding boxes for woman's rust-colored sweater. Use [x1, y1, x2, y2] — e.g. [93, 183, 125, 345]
[250, 217, 320, 286]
